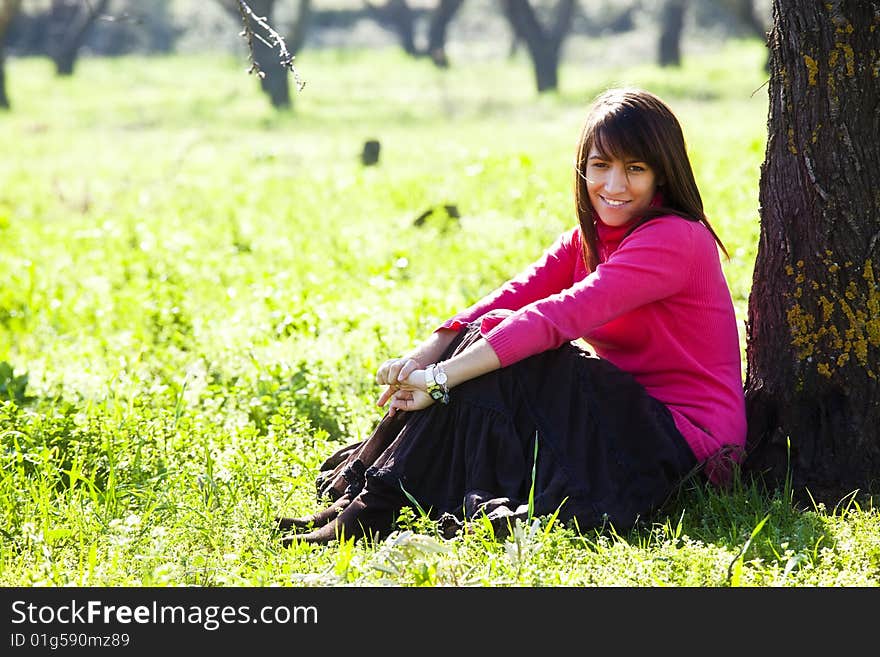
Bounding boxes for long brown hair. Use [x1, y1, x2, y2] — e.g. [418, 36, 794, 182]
[574, 87, 728, 271]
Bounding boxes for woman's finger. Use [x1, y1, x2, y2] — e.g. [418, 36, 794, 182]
[397, 358, 418, 382]
[375, 361, 390, 385]
[388, 390, 412, 412]
[389, 388, 433, 413]
[376, 358, 400, 385]
[376, 383, 399, 407]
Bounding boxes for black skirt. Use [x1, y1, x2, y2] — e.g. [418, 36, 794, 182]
[314, 322, 697, 535]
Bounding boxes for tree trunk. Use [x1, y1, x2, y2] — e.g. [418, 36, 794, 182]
[427, 0, 464, 68]
[501, 0, 575, 93]
[744, 0, 880, 504]
[731, 0, 766, 39]
[0, 52, 7, 109]
[531, 43, 559, 92]
[49, 0, 110, 77]
[0, 0, 21, 109]
[366, 0, 417, 56]
[247, 0, 289, 108]
[658, 0, 686, 67]
[730, 0, 770, 71]
[224, 0, 310, 109]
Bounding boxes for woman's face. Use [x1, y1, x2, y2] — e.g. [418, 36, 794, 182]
[584, 146, 659, 227]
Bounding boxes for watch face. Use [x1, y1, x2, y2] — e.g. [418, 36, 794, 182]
[435, 371, 448, 385]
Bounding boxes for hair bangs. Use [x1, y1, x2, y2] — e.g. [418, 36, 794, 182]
[591, 108, 655, 168]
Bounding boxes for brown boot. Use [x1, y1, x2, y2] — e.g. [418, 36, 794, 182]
[282, 493, 398, 547]
[275, 494, 351, 531]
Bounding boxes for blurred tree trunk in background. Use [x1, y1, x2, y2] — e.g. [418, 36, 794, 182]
[744, 0, 880, 504]
[367, 0, 465, 68]
[658, 0, 685, 67]
[365, 0, 417, 56]
[501, 0, 575, 93]
[49, 0, 110, 76]
[0, 0, 21, 109]
[730, 0, 766, 39]
[724, 0, 769, 70]
[220, 0, 311, 110]
[244, 0, 288, 108]
[427, 0, 464, 68]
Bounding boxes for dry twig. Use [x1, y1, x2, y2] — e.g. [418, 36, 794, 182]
[237, 0, 305, 91]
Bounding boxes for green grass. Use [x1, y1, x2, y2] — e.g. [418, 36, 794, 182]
[0, 40, 877, 586]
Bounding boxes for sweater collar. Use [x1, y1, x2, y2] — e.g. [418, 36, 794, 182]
[594, 191, 665, 253]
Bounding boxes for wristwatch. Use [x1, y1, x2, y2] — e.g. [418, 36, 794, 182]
[425, 364, 449, 403]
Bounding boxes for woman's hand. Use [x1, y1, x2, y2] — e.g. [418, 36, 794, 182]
[375, 357, 421, 408]
[377, 365, 435, 415]
[385, 384, 434, 415]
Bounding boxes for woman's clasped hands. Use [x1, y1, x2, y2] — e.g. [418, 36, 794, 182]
[375, 356, 434, 415]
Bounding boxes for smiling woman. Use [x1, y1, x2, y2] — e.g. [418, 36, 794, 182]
[582, 151, 658, 227]
[276, 87, 747, 546]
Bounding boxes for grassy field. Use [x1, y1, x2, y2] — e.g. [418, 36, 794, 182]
[1, 40, 877, 586]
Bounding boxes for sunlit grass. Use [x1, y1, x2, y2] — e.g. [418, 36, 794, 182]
[1, 40, 877, 586]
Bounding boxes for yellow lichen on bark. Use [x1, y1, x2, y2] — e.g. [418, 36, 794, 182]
[804, 54, 819, 85]
[819, 295, 835, 322]
[785, 258, 879, 379]
[835, 42, 856, 76]
[863, 261, 880, 348]
[786, 302, 815, 358]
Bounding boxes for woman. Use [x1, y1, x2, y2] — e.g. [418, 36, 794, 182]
[277, 87, 747, 545]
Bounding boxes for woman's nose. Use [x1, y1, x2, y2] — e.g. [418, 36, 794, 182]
[604, 166, 627, 193]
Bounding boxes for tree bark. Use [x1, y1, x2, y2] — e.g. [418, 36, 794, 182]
[658, 0, 686, 67]
[501, 0, 575, 93]
[744, 0, 880, 504]
[49, 0, 110, 77]
[0, 0, 21, 109]
[427, 0, 464, 68]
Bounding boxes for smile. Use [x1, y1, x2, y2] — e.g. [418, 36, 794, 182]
[600, 196, 630, 207]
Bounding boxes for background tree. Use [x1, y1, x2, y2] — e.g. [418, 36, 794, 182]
[724, 0, 766, 40]
[219, 0, 311, 109]
[0, 0, 21, 108]
[658, 0, 686, 67]
[363, 0, 464, 68]
[716, 0, 769, 70]
[365, 0, 417, 56]
[744, 0, 880, 504]
[501, 0, 575, 93]
[48, 0, 110, 76]
[426, 0, 464, 67]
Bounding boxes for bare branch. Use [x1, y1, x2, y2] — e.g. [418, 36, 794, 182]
[237, 0, 305, 91]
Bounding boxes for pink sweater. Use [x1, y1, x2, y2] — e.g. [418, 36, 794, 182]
[439, 215, 747, 484]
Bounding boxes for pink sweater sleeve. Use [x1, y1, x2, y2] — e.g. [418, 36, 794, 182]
[482, 220, 694, 366]
[438, 227, 580, 331]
